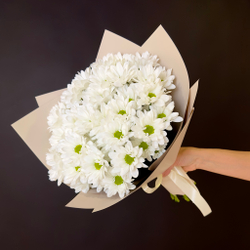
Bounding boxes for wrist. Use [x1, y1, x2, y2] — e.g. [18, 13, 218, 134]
[187, 147, 212, 171]
[196, 148, 225, 172]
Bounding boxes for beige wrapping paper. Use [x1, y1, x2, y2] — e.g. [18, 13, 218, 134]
[11, 25, 211, 216]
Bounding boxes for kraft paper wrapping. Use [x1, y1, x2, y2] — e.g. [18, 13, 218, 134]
[11, 25, 211, 216]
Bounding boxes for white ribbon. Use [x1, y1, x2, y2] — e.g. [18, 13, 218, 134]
[141, 174, 163, 194]
[142, 166, 212, 216]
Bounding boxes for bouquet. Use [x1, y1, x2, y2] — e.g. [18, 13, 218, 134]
[46, 52, 183, 198]
[12, 25, 211, 216]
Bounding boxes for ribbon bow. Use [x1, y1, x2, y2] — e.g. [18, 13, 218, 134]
[142, 166, 211, 216]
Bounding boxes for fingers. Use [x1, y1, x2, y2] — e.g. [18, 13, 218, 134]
[162, 147, 196, 177]
[182, 166, 189, 172]
[162, 165, 174, 177]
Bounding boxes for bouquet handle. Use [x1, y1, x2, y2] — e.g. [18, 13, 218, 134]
[142, 167, 212, 216]
[162, 166, 212, 216]
[141, 174, 163, 194]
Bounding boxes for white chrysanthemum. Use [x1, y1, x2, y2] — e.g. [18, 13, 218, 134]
[74, 104, 101, 135]
[152, 145, 167, 160]
[136, 64, 161, 83]
[47, 102, 66, 130]
[92, 118, 131, 152]
[63, 163, 89, 193]
[136, 82, 171, 108]
[151, 101, 183, 130]
[88, 103, 114, 137]
[131, 109, 168, 149]
[82, 82, 114, 108]
[134, 51, 159, 68]
[122, 53, 136, 64]
[61, 69, 91, 107]
[114, 52, 128, 63]
[72, 180, 90, 193]
[83, 142, 109, 191]
[72, 68, 91, 88]
[158, 68, 176, 90]
[106, 94, 136, 119]
[109, 141, 147, 178]
[116, 84, 140, 110]
[103, 172, 136, 198]
[99, 53, 117, 66]
[58, 105, 79, 132]
[47, 151, 64, 186]
[48, 128, 64, 150]
[59, 129, 86, 165]
[130, 137, 156, 161]
[105, 61, 136, 87]
[89, 64, 113, 88]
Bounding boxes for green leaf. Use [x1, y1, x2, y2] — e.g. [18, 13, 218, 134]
[170, 193, 175, 200]
[170, 193, 180, 202]
[183, 195, 190, 202]
[174, 196, 180, 202]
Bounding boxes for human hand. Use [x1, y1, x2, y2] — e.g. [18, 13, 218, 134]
[163, 147, 250, 181]
[163, 147, 202, 177]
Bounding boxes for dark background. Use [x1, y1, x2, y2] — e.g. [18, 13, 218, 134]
[1, 0, 250, 249]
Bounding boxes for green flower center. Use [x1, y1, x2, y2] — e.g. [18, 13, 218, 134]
[139, 141, 149, 150]
[75, 166, 81, 171]
[118, 110, 126, 115]
[157, 113, 166, 118]
[129, 98, 133, 102]
[114, 130, 123, 139]
[148, 92, 156, 98]
[143, 125, 155, 135]
[94, 162, 102, 170]
[114, 176, 124, 185]
[74, 145, 82, 154]
[155, 150, 159, 154]
[124, 154, 135, 165]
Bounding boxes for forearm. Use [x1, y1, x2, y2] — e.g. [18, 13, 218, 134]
[196, 148, 250, 181]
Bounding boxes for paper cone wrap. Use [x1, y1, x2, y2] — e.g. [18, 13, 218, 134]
[12, 25, 211, 216]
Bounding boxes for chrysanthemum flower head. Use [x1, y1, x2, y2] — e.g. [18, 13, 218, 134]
[103, 172, 136, 198]
[109, 141, 147, 178]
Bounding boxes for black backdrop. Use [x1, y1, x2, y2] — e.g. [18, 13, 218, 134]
[1, 0, 250, 249]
